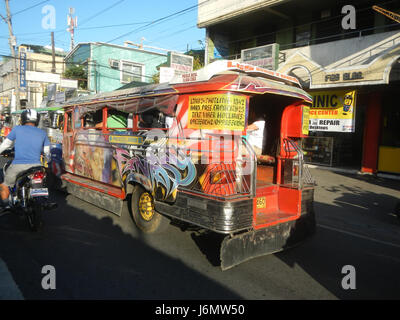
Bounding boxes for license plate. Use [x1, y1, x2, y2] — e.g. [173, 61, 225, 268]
[30, 188, 49, 197]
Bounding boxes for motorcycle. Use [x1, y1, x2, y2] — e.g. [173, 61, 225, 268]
[1, 148, 56, 231]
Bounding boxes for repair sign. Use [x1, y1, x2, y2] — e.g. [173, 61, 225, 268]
[309, 90, 356, 132]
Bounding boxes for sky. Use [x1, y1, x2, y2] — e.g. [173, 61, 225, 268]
[0, 0, 206, 56]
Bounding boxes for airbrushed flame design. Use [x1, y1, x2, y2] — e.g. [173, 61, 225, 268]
[114, 139, 196, 200]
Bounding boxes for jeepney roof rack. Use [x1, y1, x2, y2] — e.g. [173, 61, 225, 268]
[169, 60, 301, 88]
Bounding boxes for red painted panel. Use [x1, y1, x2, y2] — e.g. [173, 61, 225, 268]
[361, 93, 382, 174]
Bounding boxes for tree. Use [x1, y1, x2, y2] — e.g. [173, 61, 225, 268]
[63, 65, 87, 89]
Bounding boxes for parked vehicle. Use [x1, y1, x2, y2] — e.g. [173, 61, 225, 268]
[0, 149, 55, 232]
[58, 60, 316, 269]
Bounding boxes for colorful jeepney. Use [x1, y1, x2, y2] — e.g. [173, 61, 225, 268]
[60, 60, 316, 269]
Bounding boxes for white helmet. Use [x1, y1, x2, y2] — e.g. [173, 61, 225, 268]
[21, 108, 39, 126]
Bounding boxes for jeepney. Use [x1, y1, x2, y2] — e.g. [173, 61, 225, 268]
[59, 60, 316, 270]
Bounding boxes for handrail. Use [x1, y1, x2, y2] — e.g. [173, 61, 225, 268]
[282, 138, 315, 188]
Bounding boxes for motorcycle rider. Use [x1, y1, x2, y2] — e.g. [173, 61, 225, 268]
[0, 109, 50, 208]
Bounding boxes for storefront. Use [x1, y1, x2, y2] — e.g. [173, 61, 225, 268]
[278, 39, 400, 175]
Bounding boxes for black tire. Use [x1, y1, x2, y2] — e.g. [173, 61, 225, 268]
[130, 185, 169, 234]
[27, 203, 43, 232]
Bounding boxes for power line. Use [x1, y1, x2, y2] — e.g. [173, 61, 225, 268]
[107, 2, 203, 44]
[12, 0, 50, 17]
[62, 1, 210, 71]
[78, 0, 126, 27]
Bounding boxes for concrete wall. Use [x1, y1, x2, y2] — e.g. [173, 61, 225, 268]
[198, 0, 288, 27]
[281, 30, 400, 68]
[27, 52, 65, 74]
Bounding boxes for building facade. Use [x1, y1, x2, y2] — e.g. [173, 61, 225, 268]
[65, 42, 168, 93]
[198, 0, 400, 175]
[0, 44, 77, 112]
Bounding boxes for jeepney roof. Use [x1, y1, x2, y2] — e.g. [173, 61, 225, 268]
[11, 106, 64, 115]
[58, 60, 311, 116]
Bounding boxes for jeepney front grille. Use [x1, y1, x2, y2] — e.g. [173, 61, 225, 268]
[180, 136, 256, 200]
[194, 161, 251, 197]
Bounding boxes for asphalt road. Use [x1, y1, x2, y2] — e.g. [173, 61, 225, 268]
[0, 166, 399, 300]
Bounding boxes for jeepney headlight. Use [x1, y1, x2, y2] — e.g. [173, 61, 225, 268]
[293, 163, 299, 176]
[210, 170, 236, 184]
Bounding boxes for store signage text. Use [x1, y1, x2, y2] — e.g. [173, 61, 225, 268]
[325, 72, 364, 82]
[309, 90, 356, 133]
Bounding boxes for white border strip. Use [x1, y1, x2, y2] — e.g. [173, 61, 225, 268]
[318, 224, 400, 249]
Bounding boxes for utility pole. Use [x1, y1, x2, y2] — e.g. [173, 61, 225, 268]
[1, 0, 21, 110]
[51, 32, 56, 73]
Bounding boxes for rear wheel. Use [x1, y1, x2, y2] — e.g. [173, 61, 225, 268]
[27, 203, 43, 232]
[130, 185, 169, 234]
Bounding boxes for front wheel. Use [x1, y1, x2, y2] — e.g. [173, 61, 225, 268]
[26, 203, 43, 232]
[130, 185, 169, 234]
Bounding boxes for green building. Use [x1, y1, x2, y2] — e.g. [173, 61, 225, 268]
[65, 42, 167, 93]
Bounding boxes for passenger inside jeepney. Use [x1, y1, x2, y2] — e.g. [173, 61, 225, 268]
[247, 107, 276, 165]
[84, 110, 102, 129]
[138, 110, 166, 129]
[84, 109, 130, 130]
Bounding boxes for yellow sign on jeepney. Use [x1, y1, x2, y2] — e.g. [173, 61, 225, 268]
[188, 94, 246, 130]
[109, 135, 143, 145]
[302, 105, 310, 135]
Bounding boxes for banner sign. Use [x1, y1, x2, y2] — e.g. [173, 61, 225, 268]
[167, 52, 193, 75]
[188, 94, 247, 131]
[241, 43, 279, 70]
[0, 97, 9, 106]
[19, 51, 27, 88]
[47, 84, 57, 101]
[159, 67, 175, 83]
[309, 90, 356, 132]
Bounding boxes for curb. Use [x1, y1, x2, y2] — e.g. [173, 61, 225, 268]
[307, 164, 400, 181]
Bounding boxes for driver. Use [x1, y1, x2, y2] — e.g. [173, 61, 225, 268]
[0, 109, 50, 208]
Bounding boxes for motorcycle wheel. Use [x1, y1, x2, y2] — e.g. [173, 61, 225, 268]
[26, 203, 43, 232]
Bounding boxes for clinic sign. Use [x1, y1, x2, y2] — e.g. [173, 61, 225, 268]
[309, 90, 356, 132]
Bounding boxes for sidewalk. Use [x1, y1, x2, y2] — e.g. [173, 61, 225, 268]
[307, 164, 400, 181]
[309, 167, 400, 246]
[0, 258, 23, 300]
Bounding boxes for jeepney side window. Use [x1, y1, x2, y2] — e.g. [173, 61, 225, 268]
[138, 110, 168, 129]
[106, 109, 129, 131]
[66, 112, 73, 132]
[83, 109, 103, 129]
[74, 109, 82, 129]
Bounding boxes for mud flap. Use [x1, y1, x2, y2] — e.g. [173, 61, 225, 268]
[220, 211, 316, 270]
